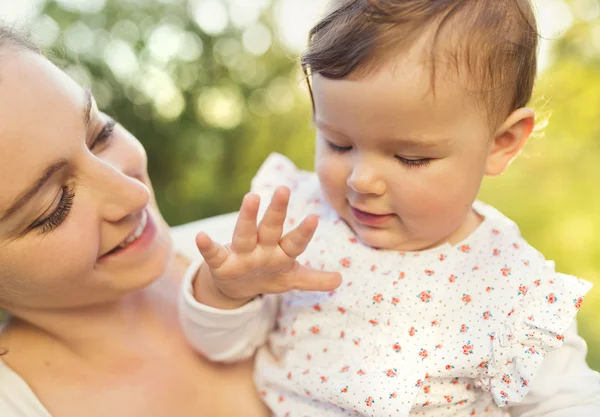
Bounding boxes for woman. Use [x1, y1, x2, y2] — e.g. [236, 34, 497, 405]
[0, 28, 269, 416]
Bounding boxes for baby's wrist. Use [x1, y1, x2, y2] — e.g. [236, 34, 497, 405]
[192, 263, 254, 310]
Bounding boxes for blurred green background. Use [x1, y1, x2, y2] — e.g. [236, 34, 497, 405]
[3, 0, 598, 369]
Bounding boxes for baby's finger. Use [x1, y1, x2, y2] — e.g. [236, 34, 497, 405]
[291, 268, 343, 293]
[258, 186, 290, 246]
[196, 232, 229, 270]
[231, 193, 260, 253]
[279, 214, 319, 258]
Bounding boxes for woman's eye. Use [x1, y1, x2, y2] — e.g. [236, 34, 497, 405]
[326, 141, 352, 153]
[395, 156, 431, 168]
[31, 185, 75, 234]
[90, 119, 116, 151]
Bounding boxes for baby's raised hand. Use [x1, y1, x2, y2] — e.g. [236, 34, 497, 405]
[192, 186, 342, 309]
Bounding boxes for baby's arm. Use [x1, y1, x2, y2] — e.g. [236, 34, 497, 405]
[178, 186, 342, 363]
[509, 321, 600, 417]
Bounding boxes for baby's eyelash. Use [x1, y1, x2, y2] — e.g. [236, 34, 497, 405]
[326, 141, 352, 153]
[31, 185, 75, 234]
[395, 156, 431, 168]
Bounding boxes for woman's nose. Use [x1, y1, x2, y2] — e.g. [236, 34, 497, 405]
[92, 153, 151, 223]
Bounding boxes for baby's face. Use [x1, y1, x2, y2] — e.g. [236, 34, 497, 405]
[311, 54, 496, 251]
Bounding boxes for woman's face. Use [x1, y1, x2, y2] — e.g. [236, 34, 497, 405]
[0, 47, 173, 313]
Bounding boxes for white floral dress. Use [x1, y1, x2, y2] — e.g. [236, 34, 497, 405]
[180, 153, 592, 417]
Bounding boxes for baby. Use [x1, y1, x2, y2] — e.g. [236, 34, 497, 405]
[179, 1, 594, 416]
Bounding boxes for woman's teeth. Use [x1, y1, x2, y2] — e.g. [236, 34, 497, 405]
[117, 211, 148, 249]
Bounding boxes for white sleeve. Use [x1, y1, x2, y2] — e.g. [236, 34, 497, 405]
[178, 261, 279, 363]
[508, 321, 600, 417]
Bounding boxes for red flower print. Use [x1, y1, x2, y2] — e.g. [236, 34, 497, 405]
[287, 372, 292, 380]
[313, 304, 322, 312]
[471, 410, 477, 416]
[493, 248, 500, 256]
[278, 395, 285, 403]
[556, 334, 565, 341]
[341, 366, 350, 373]
[449, 274, 457, 283]
[526, 346, 538, 355]
[409, 326, 417, 337]
[365, 396, 374, 407]
[372, 293, 384, 304]
[451, 377, 459, 385]
[393, 342, 402, 352]
[353, 338, 360, 346]
[338, 306, 346, 314]
[444, 395, 454, 403]
[502, 374, 511, 384]
[462, 342, 474, 355]
[386, 368, 398, 377]
[431, 320, 439, 326]
[415, 379, 423, 387]
[482, 311, 492, 320]
[422, 401, 431, 407]
[446, 364, 455, 370]
[419, 290, 432, 303]
[518, 285, 528, 296]
[340, 257, 351, 268]
[302, 369, 309, 375]
[425, 269, 435, 276]
[486, 286, 493, 292]
[488, 333, 495, 340]
[440, 253, 446, 261]
[501, 267, 511, 277]
[307, 354, 312, 361]
[310, 326, 320, 334]
[370, 265, 377, 272]
[492, 228, 500, 235]
[341, 386, 348, 393]
[399, 271, 406, 279]
[357, 369, 366, 376]
[574, 297, 584, 309]
[546, 293, 557, 304]
[521, 377, 528, 387]
[369, 319, 379, 326]
[391, 297, 400, 306]
[389, 392, 398, 399]
[349, 237, 358, 243]
[462, 294, 472, 303]
[460, 324, 469, 333]
[513, 242, 519, 249]
[340, 331, 345, 339]
[424, 386, 431, 393]
[533, 279, 541, 286]
[500, 391, 508, 400]
[419, 349, 429, 360]
[460, 245, 471, 253]
[320, 376, 327, 383]
[478, 361, 489, 369]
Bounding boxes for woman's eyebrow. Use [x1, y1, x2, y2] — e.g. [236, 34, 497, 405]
[0, 160, 69, 222]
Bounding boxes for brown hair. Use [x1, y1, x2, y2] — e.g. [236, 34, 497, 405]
[301, 0, 539, 128]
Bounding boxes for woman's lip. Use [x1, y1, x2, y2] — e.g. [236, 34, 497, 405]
[98, 210, 157, 262]
[350, 207, 395, 226]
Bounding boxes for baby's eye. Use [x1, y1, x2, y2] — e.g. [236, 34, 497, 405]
[326, 141, 352, 153]
[395, 156, 431, 168]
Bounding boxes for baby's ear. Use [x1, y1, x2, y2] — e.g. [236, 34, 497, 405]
[485, 108, 535, 176]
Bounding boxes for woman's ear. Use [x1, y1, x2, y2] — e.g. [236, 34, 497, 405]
[485, 107, 535, 176]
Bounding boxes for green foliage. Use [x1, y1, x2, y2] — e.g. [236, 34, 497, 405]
[37, 0, 600, 370]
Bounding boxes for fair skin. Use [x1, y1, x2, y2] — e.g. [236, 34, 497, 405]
[193, 38, 535, 309]
[0, 46, 270, 417]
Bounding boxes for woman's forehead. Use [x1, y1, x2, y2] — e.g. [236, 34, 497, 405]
[0, 50, 86, 216]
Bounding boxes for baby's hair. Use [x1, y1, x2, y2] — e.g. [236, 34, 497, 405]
[302, 0, 539, 129]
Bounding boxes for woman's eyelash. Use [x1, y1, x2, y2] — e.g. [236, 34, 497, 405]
[32, 185, 75, 234]
[395, 156, 431, 168]
[91, 119, 116, 150]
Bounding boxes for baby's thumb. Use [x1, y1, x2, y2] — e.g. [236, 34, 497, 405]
[292, 266, 342, 292]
